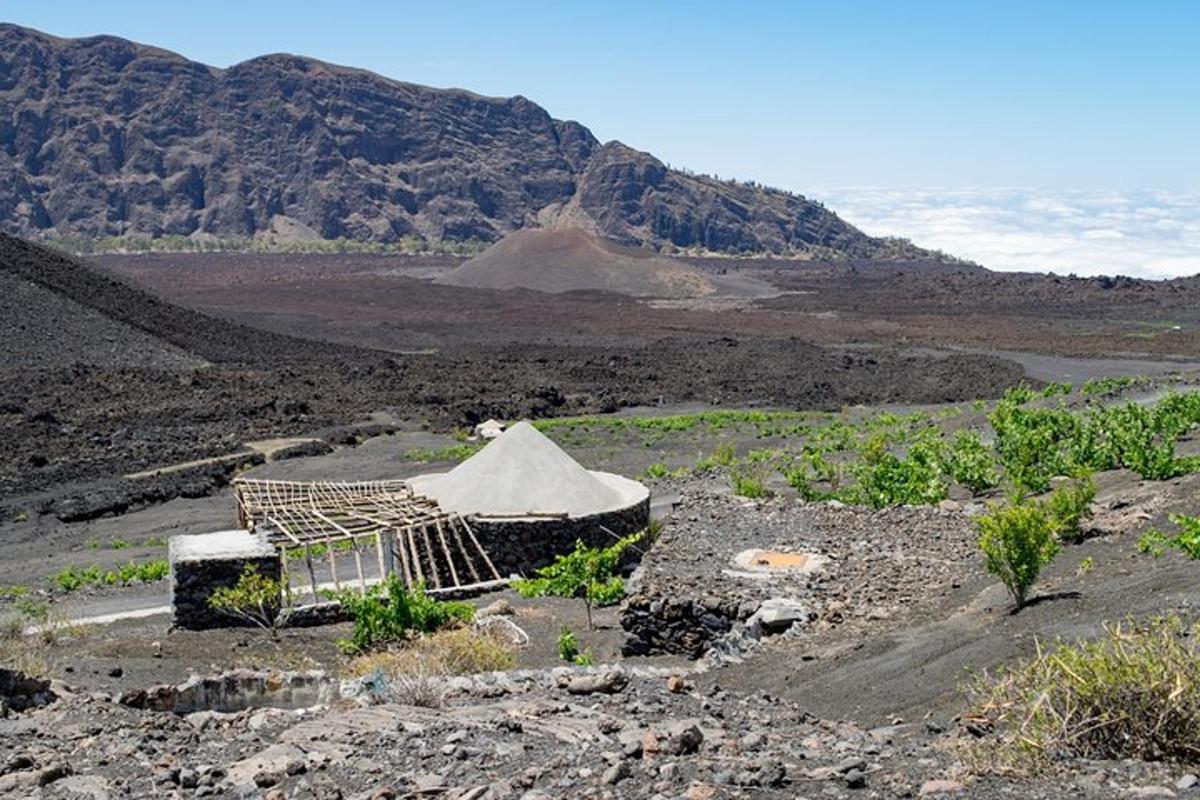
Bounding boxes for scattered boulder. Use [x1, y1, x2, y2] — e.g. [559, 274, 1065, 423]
[920, 779, 967, 796]
[745, 598, 814, 637]
[563, 671, 628, 696]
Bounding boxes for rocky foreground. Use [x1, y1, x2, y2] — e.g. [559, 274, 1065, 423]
[3, 664, 1196, 800]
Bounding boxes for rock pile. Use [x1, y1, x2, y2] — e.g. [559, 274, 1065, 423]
[0, 668, 55, 716]
[621, 484, 982, 658]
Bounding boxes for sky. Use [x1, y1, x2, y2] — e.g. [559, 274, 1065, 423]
[5, 1, 1200, 276]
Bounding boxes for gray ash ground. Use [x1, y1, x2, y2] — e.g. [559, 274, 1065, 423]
[5, 473, 1200, 797]
[622, 482, 981, 661]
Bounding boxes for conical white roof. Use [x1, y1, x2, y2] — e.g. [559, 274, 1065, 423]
[409, 421, 647, 517]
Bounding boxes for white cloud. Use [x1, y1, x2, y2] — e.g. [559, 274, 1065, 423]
[816, 187, 1200, 279]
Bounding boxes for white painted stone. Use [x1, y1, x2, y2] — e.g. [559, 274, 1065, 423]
[169, 530, 274, 563]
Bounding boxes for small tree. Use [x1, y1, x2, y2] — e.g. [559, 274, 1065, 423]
[977, 498, 1061, 610]
[207, 565, 292, 637]
[514, 533, 641, 630]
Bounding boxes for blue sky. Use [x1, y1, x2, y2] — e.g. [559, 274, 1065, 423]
[5, 1, 1200, 274]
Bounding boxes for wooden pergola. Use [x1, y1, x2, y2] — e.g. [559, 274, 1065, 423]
[232, 478, 501, 602]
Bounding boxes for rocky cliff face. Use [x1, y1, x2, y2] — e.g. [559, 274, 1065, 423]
[0, 24, 918, 257]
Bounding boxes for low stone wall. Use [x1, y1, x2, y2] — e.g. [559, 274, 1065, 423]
[469, 495, 650, 578]
[621, 592, 752, 659]
[170, 531, 281, 630]
[119, 670, 333, 714]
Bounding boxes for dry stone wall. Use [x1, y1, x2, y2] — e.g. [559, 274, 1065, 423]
[470, 496, 650, 578]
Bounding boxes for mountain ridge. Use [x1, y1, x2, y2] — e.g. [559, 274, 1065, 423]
[0, 23, 932, 259]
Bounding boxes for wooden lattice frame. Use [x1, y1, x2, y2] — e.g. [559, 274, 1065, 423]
[232, 477, 500, 601]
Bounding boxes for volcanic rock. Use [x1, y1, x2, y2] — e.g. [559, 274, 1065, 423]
[0, 23, 933, 259]
[437, 227, 716, 298]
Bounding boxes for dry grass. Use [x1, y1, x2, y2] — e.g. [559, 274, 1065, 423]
[342, 627, 516, 682]
[1, 600, 92, 679]
[341, 627, 517, 709]
[961, 616, 1200, 775]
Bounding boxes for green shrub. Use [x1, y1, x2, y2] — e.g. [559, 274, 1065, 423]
[963, 617, 1200, 772]
[731, 467, 770, 499]
[573, 650, 596, 666]
[208, 565, 291, 634]
[850, 436, 947, 508]
[947, 431, 1000, 494]
[694, 442, 737, 473]
[336, 576, 474, 654]
[1139, 513, 1200, 559]
[989, 401, 1083, 493]
[557, 627, 580, 662]
[53, 559, 169, 592]
[642, 462, 670, 480]
[976, 498, 1061, 609]
[781, 449, 843, 501]
[1045, 476, 1096, 543]
[514, 534, 640, 629]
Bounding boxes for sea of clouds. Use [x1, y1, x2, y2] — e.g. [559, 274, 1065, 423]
[816, 188, 1200, 279]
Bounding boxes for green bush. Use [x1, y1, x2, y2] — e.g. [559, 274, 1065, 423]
[694, 442, 737, 473]
[731, 467, 770, 499]
[947, 431, 1000, 494]
[336, 576, 474, 654]
[850, 435, 947, 508]
[642, 462, 670, 479]
[1045, 476, 1096, 543]
[208, 565, 291, 634]
[989, 402, 1083, 493]
[557, 626, 580, 662]
[1139, 513, 1200, 559]
[977, 498, 1061, 609]
[514, 534, 640, 629]
[963, 617, 1200, 772]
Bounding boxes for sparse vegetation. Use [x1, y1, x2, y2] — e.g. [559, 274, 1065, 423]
[403, 443, 484, 463]
[342, 627, 515, 681]
[1139, 513, 1200, 559]
[53, 559, 169, 592]
[963, 617, 1200, 773]
[731, 466, 770, 498]
[695, 442, 738, 473]
[47, 233, 489, 257]
[514, 533, 640, 630]
[336, 576, 475, 654]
